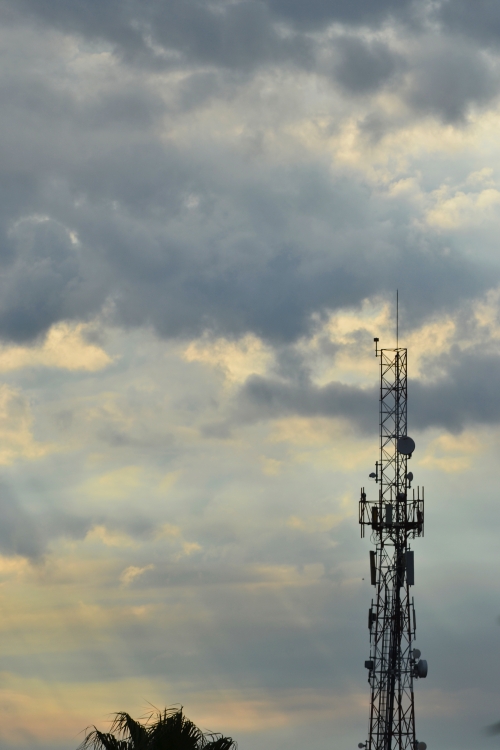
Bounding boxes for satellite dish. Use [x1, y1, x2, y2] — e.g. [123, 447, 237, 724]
[397, 436, 415, 456]
[417, 743, 427, 750]
[416, 659, 428, 678]
[413, 648, 421, 660]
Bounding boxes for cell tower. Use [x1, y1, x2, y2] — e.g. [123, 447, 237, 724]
[358, 337, 428, 750]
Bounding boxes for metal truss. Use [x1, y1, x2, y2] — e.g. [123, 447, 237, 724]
[359, 345, 427, 750]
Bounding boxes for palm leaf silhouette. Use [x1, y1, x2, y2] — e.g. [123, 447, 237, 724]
[78, 706, 237, 750]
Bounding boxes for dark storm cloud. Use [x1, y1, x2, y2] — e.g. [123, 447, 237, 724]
[0, 0, 495, 349]
[1, 172, 493, 344]
[265, 0, 415, 28]
[237, 374, 376, 430]
[20, 81, 488, 344]
[3, 0, 313, 72]
[343, 34, 499, 127]
[2, 0, 498, 110]
[3, 0, 146, 60]
[436, 0, 500, 47]
[411, 348, 500, 432]
[332, 37, 403, 94]
[1, 0, 499, 129]
[233, 346, 500, 433]
[405, 40, 498, 122]
[148, 0, 312, 71]
[0, 218, 99, 342]
[4, 0, 416, 49]
[105, 203, 488, 344]
[0, 31, 489, 349]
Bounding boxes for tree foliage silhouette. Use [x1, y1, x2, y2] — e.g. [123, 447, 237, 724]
[78, 706, 237, 750]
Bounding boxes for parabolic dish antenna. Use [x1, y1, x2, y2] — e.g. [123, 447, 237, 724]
[397, 436, 415, 456]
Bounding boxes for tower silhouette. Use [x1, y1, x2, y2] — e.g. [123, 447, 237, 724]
[358, 340, 428, 750]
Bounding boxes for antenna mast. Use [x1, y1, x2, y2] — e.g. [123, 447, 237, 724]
[396, 291, 398, 349]
[358, 339, 427, 750]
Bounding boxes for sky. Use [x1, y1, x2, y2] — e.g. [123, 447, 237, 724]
[1, 1, 500, 749]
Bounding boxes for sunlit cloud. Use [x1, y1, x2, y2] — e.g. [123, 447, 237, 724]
[0, 323, 113, 373]
[86, 525, 139, 549]
[183, 334, 274, 385]
[120, 564, 155, 586]
[418, 431, 481, 473]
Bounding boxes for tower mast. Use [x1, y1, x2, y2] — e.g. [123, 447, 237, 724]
[358, 339, 428, 750]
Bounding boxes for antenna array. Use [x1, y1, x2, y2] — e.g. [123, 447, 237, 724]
[358, 340, 428, 750]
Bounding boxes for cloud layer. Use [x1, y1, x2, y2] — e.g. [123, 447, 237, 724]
[0, 0, 496, 347]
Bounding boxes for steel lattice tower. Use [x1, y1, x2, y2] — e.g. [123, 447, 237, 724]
[358, 340, 428, 750]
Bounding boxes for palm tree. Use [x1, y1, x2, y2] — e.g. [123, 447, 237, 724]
[78, 706, 237, 750]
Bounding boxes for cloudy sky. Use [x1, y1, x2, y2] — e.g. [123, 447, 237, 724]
[1, 1, 500, 749]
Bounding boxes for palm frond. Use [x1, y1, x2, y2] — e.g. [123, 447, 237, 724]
[110, 712, 148, 748]
[78, 727, 129, 750]
[147, 707, 204, 748]
[77, 705, 237, 750]
[203, 734, 237, 750]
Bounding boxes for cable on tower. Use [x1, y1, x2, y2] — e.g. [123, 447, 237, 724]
[358, 338, 427, 750]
